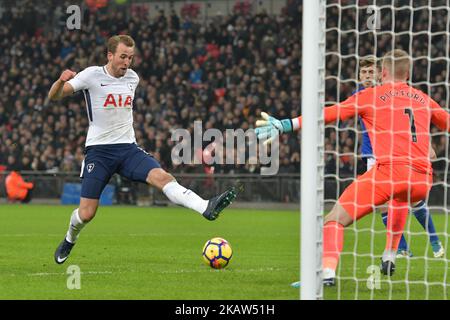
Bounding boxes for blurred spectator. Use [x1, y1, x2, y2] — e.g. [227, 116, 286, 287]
[5, 171, 34, 203]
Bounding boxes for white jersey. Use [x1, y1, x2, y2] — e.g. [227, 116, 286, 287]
[68, 66, 139, 146]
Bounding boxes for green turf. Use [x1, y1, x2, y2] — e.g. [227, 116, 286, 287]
[0, 205, 299, 300]
[0, 204, 448, 300]
[324, 212, 450, 300]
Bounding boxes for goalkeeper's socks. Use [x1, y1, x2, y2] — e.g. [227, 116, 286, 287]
[412, 201, 439, 243]
[65, 208, 87, 244]
[162, 181, 208, 214]
[323, 268, 336, 279]
[323, 221, 344, 273]
[381, 212, 409, 251]
[384, 203, 409, 255]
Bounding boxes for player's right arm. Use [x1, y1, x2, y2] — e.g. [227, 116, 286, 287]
[292, 92, 364, 130]
[48, 69, 77, 101]
[255, 93, 364, 144]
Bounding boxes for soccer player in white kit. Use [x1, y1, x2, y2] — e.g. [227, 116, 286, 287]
[48, 35, 240, 264]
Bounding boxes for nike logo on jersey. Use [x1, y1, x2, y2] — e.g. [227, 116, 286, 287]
[100, 83, 110, 86]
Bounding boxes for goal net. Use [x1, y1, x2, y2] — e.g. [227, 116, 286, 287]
[322, 0, 450, 299]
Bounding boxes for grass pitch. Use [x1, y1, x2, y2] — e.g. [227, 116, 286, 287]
[0, 205, 299, 300]
[325, 212, 450, 300]
[0, 204, 448, 300]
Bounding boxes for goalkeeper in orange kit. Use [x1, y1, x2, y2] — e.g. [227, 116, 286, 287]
[256, 49, 450, 286]
[356, 56, 444, 259]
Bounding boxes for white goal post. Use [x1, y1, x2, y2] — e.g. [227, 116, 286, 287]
[300, 0, 326, 300]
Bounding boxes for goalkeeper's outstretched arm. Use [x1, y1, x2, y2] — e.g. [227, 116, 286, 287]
[290, 105, 344, 131]
[255, 102, 355, 144]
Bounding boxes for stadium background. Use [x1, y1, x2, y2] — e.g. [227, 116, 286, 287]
[0, 0, 448, 206]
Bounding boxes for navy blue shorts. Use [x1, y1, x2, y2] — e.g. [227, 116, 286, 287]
[80, 143, 161, 199]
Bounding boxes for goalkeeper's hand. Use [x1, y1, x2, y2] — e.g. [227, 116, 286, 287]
[255, 112, 293, 145]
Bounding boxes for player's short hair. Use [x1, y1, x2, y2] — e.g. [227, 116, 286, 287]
[382, 49, 411, 80]
[359, 55, 379, 70]
[107, 35, 135, 54]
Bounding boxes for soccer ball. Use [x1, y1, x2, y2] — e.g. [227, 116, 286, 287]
[202, 237, 232, 269]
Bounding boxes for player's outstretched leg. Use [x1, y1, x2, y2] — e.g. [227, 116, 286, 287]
[149, 168, 242, 221]
[412, 200, 445, 258]
[381, 212, 412, 258]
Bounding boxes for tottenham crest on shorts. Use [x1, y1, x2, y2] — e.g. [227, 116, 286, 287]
[87, 163, 95, 173]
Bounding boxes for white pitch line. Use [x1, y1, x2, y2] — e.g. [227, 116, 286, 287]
[25, 267, 285, 277]
[0, 234, 61, 237]
[159, 267, 285, 274]
[27, 271, 113, 277]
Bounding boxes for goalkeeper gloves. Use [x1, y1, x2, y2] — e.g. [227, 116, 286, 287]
[255, 112, 293, 145]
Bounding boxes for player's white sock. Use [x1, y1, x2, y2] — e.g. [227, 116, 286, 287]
[382, 249, 397, 263]
[323, 268, 336, 279]
[162, 181, 208, 214]
[65, 208, 87, 244]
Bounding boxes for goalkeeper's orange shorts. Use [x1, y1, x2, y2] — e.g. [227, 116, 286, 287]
[338, 163, 432, 220]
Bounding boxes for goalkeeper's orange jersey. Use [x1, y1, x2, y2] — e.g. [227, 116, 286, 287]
[296, 82, 450, 172]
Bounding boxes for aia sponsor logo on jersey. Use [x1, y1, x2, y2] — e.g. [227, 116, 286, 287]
[103, 94, 133, 108]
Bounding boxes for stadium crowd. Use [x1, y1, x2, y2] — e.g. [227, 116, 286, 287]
[0, 0, 448, 180]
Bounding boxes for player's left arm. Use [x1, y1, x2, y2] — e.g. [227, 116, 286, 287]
[430, 99, 450, 133]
